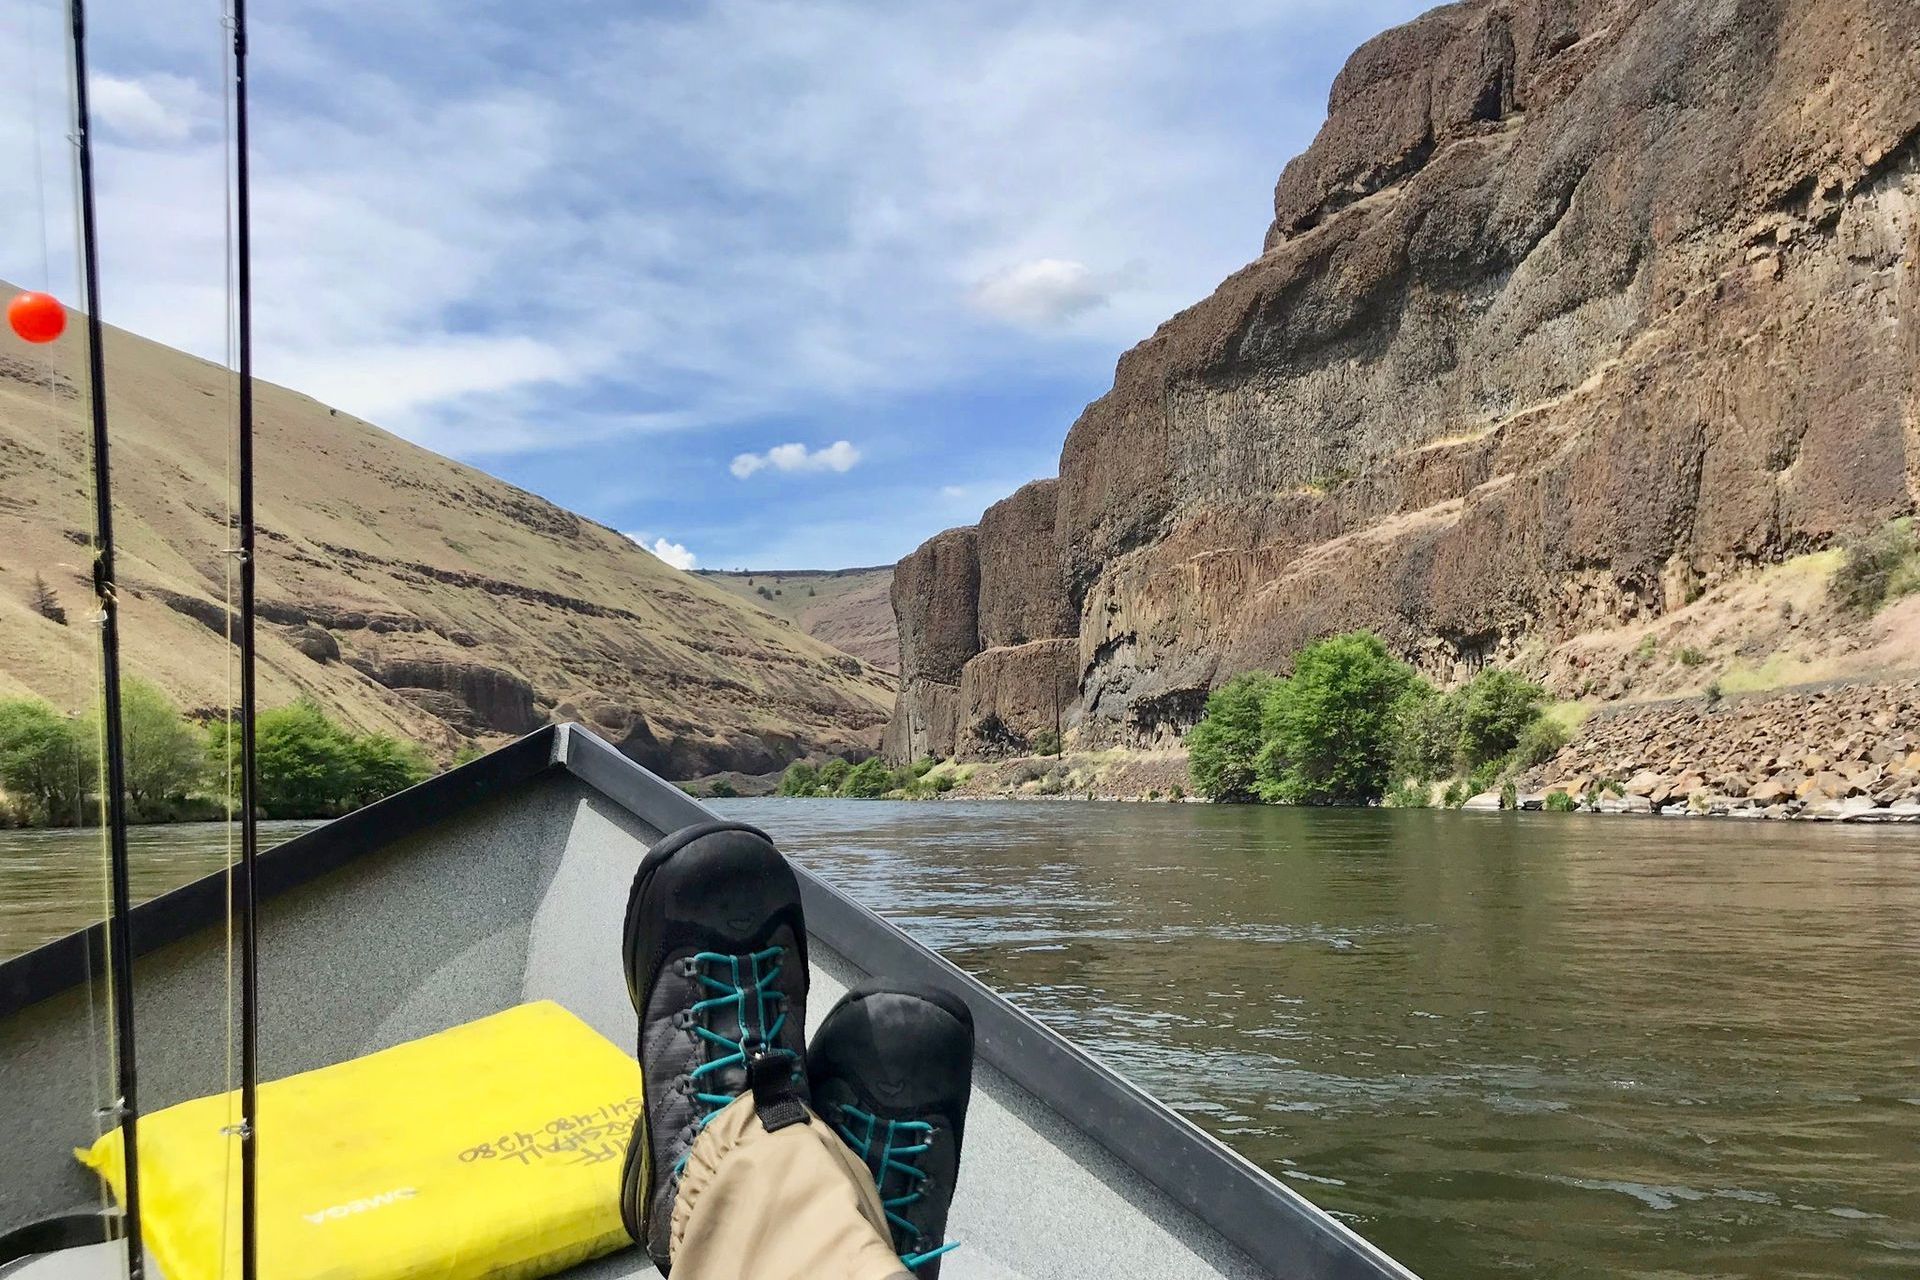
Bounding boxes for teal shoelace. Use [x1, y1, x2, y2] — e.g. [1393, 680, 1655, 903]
[834, 1105, 960, 1270]
[673, 946, 790, 1173]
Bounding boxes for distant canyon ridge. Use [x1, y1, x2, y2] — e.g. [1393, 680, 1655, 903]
[883, 0, 1920, 762]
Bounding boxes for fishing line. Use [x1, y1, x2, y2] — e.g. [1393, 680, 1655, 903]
[216, 1, 242, 1273]
[29, 0, 114, 1226]
[226, 0, 263, 1273]
[65, 0, 147, 1271]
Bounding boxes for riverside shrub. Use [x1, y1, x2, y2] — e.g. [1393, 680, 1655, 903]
[1185, 672, 1278, 802]
[838, 758, 894, 798]
[1510, 716, 1570, 769]
[1454, 668, 1549, 769]
[1831, 518, 1918, 612]
[776, 761, 819, 796]
[209, 701, 429, 818]
[1183, 633, 1567, 808]
[1393, 685, 1461, 782]
[2, 688, 428, 826]
[100, 679, 208, 815]
[816, 758, 852, 793]
[0, 698, 91, 824]
[1254, 632, 1424, 806]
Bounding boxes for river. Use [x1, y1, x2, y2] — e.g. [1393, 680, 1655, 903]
[3, 803, 1916, 1278]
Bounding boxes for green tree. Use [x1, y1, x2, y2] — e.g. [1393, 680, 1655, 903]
[1254, 632, 1425, 806]
[1455, 668, 1548, 769]
[816, 758, 852, 793]
[92, 678, 205, 814]
[346, 734, 431, 806]
[1184, 672, 1278, 802]
[1392, 685, 1461, 782]
[0, 699, 92, 823]
[776, 761, 819, 797]
[1029, 728, 1062, 757]
[1509, 716, 1570, 769]
[249, 702, 360, 818]
[838, 758, 894, 798]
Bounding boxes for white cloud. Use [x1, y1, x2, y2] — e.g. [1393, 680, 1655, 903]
[969, 258, 1109, 327]
[627, 534, 698, 570]
[730, 440, 862, 479]
[0, 0, 1438, 566]
[90, 73, 210, 145]
[270, 334, 580, 427]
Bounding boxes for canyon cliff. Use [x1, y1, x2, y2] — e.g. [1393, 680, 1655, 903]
[885, 0, 1920, 760]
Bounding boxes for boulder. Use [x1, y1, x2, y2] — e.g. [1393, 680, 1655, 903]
[374, 658, 541, 734]
[1805, 795, 1881, 821]
[1796, 770, 1852, 801]
[287, 623, 339, 663]
[394, 687, 478, 733]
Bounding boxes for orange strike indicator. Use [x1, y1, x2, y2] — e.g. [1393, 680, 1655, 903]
[7, 291, 66, 344]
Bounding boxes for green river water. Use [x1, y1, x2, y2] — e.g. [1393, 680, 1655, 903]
[3, 802, 1916, 1278]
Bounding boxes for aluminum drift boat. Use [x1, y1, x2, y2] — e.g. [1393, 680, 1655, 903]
[0, 725, 1420, 1280]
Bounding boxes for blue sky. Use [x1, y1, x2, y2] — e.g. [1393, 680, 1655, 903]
[2, 0, 1431, 570]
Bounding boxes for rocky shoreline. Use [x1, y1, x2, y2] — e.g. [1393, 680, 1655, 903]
[1516, 677, 1920, 822]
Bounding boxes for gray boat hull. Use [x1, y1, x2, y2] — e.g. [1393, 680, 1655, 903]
[0, 725, 1418, 1280]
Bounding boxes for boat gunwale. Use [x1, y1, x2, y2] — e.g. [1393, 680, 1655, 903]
[0, 723, 1419, 1280]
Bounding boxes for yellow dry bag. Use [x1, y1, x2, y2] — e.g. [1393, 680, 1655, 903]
[79, 1000, 641, 1280]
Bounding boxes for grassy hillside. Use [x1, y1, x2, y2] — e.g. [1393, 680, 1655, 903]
[0, 289, 893, 777]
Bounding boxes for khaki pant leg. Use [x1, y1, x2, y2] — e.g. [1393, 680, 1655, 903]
[669, 1093, 909, 1280]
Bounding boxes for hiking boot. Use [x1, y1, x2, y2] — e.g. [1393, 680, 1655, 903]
[620, 821, 810, 1272]
[809, 980, 975, 1277]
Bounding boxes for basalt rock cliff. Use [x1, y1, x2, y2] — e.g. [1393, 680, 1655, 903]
[885, 0, 1920, 760]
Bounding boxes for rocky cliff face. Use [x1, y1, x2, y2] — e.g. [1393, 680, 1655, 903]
[1, 301, 895, 776]
[884, 0, 1920, 759]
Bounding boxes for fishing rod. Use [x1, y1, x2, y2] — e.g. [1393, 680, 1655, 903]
[227, 0, 263, 1273]
[67, 0, 146, 1272]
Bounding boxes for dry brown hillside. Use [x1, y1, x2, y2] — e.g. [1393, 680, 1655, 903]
[697, 568, 897, 674]
[0, 291, 894, 777]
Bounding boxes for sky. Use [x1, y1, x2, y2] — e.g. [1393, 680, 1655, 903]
[1, 0, 1432, 570]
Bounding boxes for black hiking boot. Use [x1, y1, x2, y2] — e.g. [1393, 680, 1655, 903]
[619, 821, 810, 1272]
[809, 980, 975, 1277]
